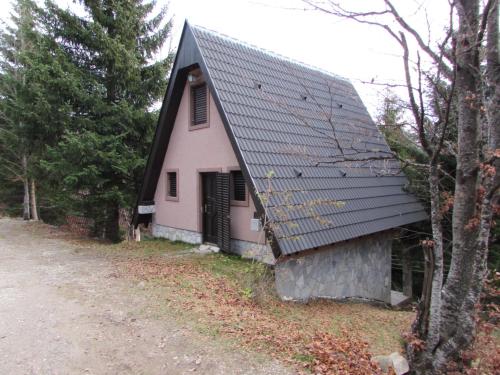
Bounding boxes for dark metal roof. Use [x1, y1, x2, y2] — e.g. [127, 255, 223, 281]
[134, 22, 427, 256]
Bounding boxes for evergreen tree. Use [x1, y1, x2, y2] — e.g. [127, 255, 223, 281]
[0, 0, 37, 219]
[377, 91, 429, 199]
[41, 0, 174, 241]
[0, 0, 68, 220]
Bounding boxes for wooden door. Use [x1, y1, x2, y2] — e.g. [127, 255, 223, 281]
[202, 173, 218, 244]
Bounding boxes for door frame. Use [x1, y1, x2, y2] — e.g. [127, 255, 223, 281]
[197, 168, 221, 242]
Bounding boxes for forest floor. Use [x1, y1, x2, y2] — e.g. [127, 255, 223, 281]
[1, 217, 497, 374]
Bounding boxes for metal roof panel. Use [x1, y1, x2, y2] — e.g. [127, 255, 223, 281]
[190, 25, 427, 254]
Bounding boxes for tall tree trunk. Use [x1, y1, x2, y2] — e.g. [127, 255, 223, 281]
[29, 179, 38, 221]
[438, 0, 481, 351]
[423, 1, 491, 371]
[105, 203, 121, 243]
[465, 0, 500, 335]
[410, 164, 445, 372]
[411, 2, 499, 372]
[22, 154, 30, 220]
[427, 164, 445, 348]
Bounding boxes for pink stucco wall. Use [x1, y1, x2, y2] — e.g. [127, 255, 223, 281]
[153, 80, 263, 243]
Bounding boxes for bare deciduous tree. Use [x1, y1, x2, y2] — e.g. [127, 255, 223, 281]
[295, 1, 499, 373]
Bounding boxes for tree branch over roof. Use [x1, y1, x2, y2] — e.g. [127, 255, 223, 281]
[399, 32, 432, 156]
[383, 0, 454, 80]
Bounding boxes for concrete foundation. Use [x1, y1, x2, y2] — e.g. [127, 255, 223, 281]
[230, 239, 275, 265]
[275, 232, 392, 303]
[152, 223, 202, 244]
[152, 223, 273, 264]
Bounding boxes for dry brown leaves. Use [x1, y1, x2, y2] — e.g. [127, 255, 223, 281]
[117, 255, 396, 374]
[463, 273, 500, 375]
[306, 331, 382, 375]
[119, 257, 309, 359]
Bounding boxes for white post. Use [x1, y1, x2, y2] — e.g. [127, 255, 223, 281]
[134, 226, 141, 242]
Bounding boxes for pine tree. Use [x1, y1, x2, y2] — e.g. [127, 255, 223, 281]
[41, 0, 174, 241]
[0, 0, 64, 220]
[0, 0, 34, 219]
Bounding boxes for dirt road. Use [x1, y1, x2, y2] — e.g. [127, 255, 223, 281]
[0, 218, 292, 375]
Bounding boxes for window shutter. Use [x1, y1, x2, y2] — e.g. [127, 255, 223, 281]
[231, 171, 246, 201]
[191, 83, 208, 125]
[167, 172, 177, 197]
[216, 173, 231, 252]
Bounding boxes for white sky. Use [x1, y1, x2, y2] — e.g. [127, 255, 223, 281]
[3, 0, 452, 117]
[164, 0, 451, 117]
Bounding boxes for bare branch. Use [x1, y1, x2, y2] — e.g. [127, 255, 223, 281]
[400, 32, 432, 156]
[432, 64, 457, 164]
[477, 0, 495, 48]
[384, 0, 454, 79]
[355, 78, 410, 89]
[302, 0, 403, 45]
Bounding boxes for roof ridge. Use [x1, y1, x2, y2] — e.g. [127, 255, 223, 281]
[189, 23, 349, 83]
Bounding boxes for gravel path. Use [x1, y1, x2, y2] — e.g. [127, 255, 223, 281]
[0, 218, 292, 375]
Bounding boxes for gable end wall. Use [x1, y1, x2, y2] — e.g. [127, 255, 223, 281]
[152, 80, 272, 262]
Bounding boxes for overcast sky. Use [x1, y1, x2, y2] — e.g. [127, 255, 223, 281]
[165, 0, 450, 117]
[4, 0, 451, 117]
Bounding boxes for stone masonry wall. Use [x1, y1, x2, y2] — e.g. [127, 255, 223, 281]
[275, 232, 392, 303]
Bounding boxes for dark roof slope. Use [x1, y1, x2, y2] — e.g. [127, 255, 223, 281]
[190, 25, 426, 255]
[134, 23, 427, 256]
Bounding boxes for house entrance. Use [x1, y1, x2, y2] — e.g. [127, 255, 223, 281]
[201, 173, 218, 244]
[200, 172, 231, 250]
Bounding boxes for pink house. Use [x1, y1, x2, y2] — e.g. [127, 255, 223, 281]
[133, 23, 427, 302]
[149, 67, 272, 263]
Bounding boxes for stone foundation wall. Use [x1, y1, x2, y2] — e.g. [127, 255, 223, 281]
[275, 232, 392, 303]
[152, 223, 202, 244]
[230, 239, 275, 265]
[152, 223, 274, 264]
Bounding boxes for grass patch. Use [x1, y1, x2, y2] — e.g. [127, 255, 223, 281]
[293, 353, 315, 364]
[106, 237, 192, 257]
[93, 238, 413, 374]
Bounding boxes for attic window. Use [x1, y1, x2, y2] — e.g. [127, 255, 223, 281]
[166, 170, 178, 201]
[191, 83, 208, 126]
[230, 170, 248, 206]
[254, 82, 262, 90]
[301, 95, 307, 101]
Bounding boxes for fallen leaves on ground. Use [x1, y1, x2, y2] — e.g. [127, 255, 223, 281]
[114, 254, 397, 374]
[306, 331, 382, 374]
[27, 221, 500, 374]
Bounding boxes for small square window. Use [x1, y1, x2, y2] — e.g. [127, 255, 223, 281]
[230, 170, 247, 206]
[191, 83, 208, 126]
[166, 170, 178, 201]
